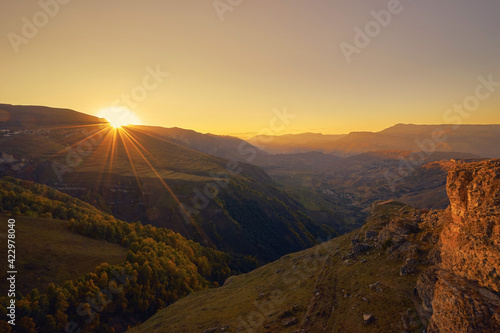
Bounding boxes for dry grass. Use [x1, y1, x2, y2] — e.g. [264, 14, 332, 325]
[0, 214, 128, 294]
[129, 203, 428, 332]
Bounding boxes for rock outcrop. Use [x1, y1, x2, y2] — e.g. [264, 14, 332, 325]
[418, 160, 500, 332]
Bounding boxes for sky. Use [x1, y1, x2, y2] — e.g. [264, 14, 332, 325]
[1, 0, 500, 137]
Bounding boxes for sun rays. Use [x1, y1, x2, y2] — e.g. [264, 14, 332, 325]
[98, 106, 142, 128]
[40, 120, 210, 244]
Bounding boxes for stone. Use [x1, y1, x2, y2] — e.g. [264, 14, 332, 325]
[369, 281, 382, 292]
[202, 328, 217, 333]
[283, 317, 298, 327]
[363, 313, 375, 325]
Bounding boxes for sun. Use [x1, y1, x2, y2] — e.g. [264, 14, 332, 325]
[97, 106, 141, 128]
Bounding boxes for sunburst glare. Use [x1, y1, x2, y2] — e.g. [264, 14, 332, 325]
[98, 106, 141, 128]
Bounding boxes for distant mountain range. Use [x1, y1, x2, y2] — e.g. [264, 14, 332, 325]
[248, 133, 347, 154]
[250, 124, 500, 158]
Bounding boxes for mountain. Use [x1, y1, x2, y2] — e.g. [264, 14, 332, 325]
[325, 131, 417, 156]
[379, 124, 500, 158]
[0, 105, 338, 263]
[0, 103, 106, 129]
[130, 159, 500, 333]
[248, 133, 346, 154]
[249, 124, 500, 158]
[130, 125, 267, 162]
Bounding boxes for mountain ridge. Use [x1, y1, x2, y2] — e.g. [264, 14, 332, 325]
[249, 124, 500, 158]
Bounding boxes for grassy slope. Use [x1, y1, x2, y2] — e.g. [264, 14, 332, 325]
[0, 214, 127, 294]
[128, 239, 332, 333]
[129, 203, 428, 333]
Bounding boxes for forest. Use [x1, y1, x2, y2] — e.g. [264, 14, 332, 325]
[0, 177, 232, 332]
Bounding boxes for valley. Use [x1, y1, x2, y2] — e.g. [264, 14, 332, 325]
[0, 104, 498, 332]
[130, 160, 500, 332]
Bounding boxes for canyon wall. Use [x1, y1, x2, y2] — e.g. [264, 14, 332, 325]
[420, 160, 500, 332]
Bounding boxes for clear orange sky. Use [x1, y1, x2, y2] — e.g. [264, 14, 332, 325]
[1, 0, 499, 136]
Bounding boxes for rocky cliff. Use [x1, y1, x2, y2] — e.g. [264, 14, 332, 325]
[418, 160, 500, 332]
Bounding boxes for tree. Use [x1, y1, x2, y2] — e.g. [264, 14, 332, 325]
[44, 315, 57, 332]
[18, 317, 36, 333]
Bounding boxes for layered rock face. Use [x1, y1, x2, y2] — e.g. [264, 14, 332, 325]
[422, 160, 500, 332]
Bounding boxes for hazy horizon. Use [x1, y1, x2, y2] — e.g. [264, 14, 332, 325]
[2, 102, 500, 140]
[1, 0, 500, 135]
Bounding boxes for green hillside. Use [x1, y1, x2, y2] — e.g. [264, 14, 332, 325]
[0, 177, 231, 332]
[0, 215, 127, 295]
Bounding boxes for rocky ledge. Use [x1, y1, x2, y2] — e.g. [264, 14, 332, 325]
[419, 160, 500, 332]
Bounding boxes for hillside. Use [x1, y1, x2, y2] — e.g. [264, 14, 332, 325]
[0, 104, 106, 129]
[0, 176, 232, 332]
[130, 160, 500, 333]
[130, 125, 267, 162]
[0, 214, 127, 294]
[129, 201, 434, 333]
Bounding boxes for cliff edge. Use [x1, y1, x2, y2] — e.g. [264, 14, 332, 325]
[419, 160, 500, 332]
